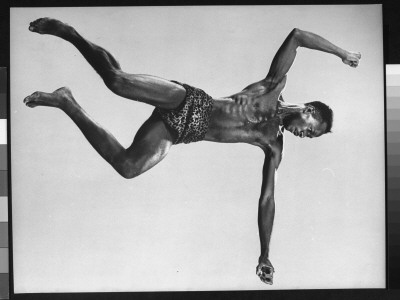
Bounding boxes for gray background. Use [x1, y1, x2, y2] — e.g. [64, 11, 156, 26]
[11, 5, 385, 291]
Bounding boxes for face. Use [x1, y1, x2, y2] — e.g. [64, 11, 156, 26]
[283, 110, 328, 139]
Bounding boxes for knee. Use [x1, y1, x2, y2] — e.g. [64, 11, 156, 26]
[120, 170, 137, 179]
[115, 160, 142, 179]
[290, 28, 302, 42]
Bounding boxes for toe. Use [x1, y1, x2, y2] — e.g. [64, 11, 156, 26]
[24, 95, 35, 106]
[29, 18, 45, 32]
[28, 23, 35, 31]
[24, 96, 35, 107]
[33, 18, 44, 24]
[29, 19, 40, 31]
[24, 92, 39, 103]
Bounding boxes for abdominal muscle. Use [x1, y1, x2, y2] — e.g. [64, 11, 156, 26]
[204, 97, 280, 146]
[204, 78, 286, 146]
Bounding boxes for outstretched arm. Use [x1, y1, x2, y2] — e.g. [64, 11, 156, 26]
[266, 28, 361, 84]
[256, 144, 282, 285]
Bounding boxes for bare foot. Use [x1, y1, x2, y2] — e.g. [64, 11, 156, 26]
[28, 18, 73, 38]
[24, 87, 77, 111]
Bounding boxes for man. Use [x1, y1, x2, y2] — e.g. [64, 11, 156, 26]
[24, 18, 361, 285]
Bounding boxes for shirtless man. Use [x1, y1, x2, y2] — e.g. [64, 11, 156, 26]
[24, 18, 361, 285]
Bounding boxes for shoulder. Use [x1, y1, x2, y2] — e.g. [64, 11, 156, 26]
[265, 74, 288, 88]
[272, 134, 284, 159]
[263, 132, 284, 168]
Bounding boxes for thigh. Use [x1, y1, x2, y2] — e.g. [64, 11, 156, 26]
[113, 72, 187, 110]
[124, 112, 176, 176]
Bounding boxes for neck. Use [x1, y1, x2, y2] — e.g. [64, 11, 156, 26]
[277, 101, 305, 125]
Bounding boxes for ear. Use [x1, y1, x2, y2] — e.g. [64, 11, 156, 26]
[304, 105, 315, 115]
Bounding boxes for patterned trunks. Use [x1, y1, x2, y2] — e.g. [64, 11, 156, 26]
[155, 81, 214, 144]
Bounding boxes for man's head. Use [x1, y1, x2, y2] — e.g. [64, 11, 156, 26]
[283, 101, 333, 138]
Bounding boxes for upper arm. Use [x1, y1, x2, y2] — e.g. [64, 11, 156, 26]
[260, 144, 282, 201]
[266, 28, 301, 84]
[230, 29, 301, 97]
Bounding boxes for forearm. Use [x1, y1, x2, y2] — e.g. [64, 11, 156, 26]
[258, 196, 275, 262]
[295, 29, 347, 60]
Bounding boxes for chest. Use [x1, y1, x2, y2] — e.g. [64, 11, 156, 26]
[206, 78, 286, 144]
[249, 118, 282, 148]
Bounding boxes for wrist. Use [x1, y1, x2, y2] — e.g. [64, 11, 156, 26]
[259, 253, 269, 264]
[338, 48, 348, 60]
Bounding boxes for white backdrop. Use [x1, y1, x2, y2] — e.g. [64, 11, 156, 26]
[11, 5, 385, 291]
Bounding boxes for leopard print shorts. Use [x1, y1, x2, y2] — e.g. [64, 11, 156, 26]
[155, 81, 214, 144]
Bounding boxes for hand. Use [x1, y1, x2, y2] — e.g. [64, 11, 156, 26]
[256, 259, 274, 285]
[342, 51, 361, 68]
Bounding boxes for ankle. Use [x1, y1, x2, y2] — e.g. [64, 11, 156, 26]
[62, 99, 80, 115]
[59, 24, 76, 42]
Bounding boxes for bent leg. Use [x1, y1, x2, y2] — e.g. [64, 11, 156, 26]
[29, 18, 186, 109]
[24, 87, 174, 178]
[122, 111, 177, 178]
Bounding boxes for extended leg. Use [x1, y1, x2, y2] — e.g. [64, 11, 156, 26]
[29, 18, 186, 109]
[24, 87, 174, 178]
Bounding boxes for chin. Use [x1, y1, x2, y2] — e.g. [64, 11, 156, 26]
[285, 125, 294, 133]
[282, 123, 291, 131]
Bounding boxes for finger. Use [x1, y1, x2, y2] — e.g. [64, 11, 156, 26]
[256, 268, 265, 276]
[261, 271, 273, 278]
[265, 278, 273, 285]
[260, 276, 273, 285]
[261, 266, 274, 274]
[262, 268, 272, 275]
[259, 272, 273, 281]
[260, 274, 273, 282]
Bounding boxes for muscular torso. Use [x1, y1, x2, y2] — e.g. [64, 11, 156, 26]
[204, 76, 286, 151]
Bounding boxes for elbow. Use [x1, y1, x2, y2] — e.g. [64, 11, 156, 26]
[266, 195, 275, 202]
[260, 195, 275, 207]
[114, 160, 140, 179]
[291, 28, 302, 36]
[290, 28, 303, 45]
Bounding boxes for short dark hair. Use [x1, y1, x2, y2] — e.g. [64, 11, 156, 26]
[305, 101, 333, 133]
